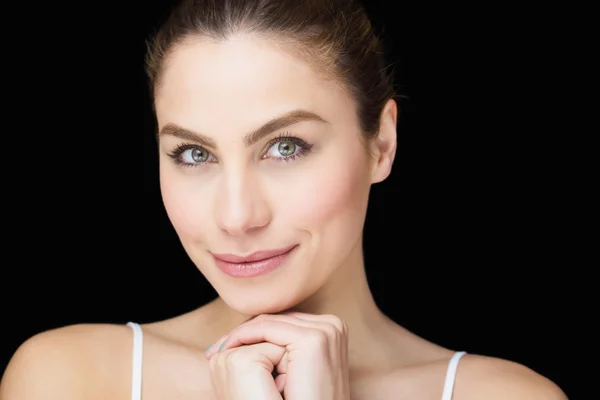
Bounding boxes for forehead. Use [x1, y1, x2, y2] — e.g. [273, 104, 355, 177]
[155, 35, 353, 131]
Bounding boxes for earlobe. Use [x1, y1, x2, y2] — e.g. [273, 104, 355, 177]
[370, 99, 398, 184]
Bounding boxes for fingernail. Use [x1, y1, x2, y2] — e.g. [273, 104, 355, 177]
[204, 344, 214, 354]
[218, 340, 226, 352]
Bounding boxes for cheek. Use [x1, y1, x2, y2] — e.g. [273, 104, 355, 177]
[281, 150, 371, 231]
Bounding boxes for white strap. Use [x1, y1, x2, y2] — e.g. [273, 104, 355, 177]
[126, 322, 144, 400]
[441, 351, 466, 400]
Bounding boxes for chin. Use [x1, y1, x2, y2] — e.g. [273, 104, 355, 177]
[232, 301, 291, 316]
[219, 288, 302, 316]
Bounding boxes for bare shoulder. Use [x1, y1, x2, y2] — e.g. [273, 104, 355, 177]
[0, 305, 222, 400]
[0, 323, 133, 400]
[453, 354, 568, 400]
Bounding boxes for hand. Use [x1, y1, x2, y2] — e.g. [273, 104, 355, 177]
[205, 312, 351, 400]
[206, 339, 287, 399]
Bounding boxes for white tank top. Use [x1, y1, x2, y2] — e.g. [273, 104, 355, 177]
[126, 322, 466, 400]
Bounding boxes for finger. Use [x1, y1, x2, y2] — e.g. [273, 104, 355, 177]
[205, 335, 230, 359]
[209, 341, 286, 372]
[251, 314, 349, 365]
[214, 320, 312, 354]
[256, 313, 347, 345]
[276, 349, 289, 375]
[205, 315, 308, 359]
[280, 312, 348, 334]
[275, 373, 287, 393]
[205, 313, 346, 359]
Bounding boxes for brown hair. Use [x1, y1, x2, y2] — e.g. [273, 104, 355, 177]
[145, 0, 397, 139]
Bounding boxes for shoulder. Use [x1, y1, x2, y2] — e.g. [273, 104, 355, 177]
[1, 323, 134, 400]
[453, 354, 568, 400]
[1, 317, 216, 400]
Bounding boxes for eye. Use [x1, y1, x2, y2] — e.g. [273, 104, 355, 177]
[266, 140, 299, 158]
[263, 136, 312, 161]
[168, 144, 217, 167]
[182, 147, 210, 163]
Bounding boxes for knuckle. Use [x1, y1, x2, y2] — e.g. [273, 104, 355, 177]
[224, 348, 251, 367]
[324, 314, 346, 334]
[322, 324, 338, 340]
[252, 314, 268, 323]
[208, 353, 221, 371]
[306, 330, 328, 349]
[223, 350, 240, 367]
[209, 348, 255, 374]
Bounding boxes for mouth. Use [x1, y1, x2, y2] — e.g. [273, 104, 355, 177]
[211, 245, 298, 278]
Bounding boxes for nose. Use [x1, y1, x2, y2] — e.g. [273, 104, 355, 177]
[214, 168, 271, 236]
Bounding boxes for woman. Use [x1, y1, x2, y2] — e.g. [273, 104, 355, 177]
[1, 0, 567, 399]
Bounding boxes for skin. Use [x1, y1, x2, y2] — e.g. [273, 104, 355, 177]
[0, 34, 567, 400]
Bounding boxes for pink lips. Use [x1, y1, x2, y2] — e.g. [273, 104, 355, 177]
[212, 245, 298, 278]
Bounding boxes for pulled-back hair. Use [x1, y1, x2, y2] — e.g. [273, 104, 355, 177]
[146, 0, 397, 138]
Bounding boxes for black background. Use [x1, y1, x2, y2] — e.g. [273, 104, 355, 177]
[1, 1, 578, 397]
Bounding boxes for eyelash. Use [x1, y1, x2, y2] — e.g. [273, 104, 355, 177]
[166, 132, 314, 168]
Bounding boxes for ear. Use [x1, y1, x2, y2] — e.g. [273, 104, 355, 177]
[370, 99, 398, 184]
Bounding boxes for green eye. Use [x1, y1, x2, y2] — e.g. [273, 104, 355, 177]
[191, 148, 209, 163]
[278, 141, 296, 157]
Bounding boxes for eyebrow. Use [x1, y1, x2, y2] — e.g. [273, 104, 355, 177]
[158, 109, 328, 150]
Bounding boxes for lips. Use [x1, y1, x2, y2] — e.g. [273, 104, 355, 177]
[212, 245, 298, 264]
[211, 244, 298, 278]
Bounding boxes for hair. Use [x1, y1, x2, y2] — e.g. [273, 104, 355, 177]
[145, 0, 398, 139]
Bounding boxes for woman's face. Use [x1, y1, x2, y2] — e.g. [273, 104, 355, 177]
[155, 35, 392, 315]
